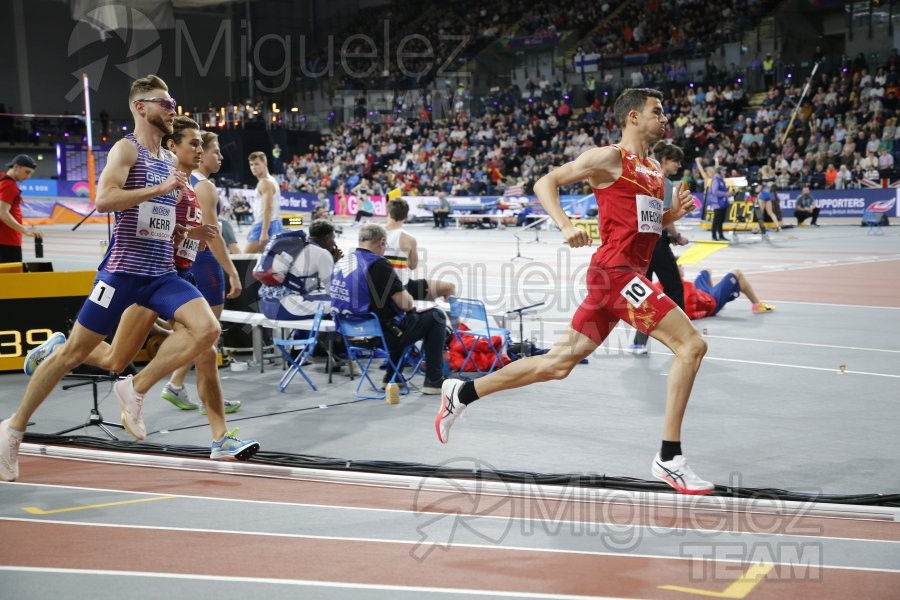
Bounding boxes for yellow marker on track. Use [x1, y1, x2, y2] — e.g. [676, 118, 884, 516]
[23, 495, 177, 515]
[677, 240, 730, 265]
[658, 562, 775, 598]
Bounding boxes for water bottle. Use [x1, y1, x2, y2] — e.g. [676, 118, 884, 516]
[385, 382, 400, 405]
[34, 235, 43, 258]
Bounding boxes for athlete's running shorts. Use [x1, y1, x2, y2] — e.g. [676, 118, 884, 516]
[571, 266, 677, 345]
[694, 270, 741, 316]
[247, 220, 284, 242]
[189, 248, 226, 306]
[77, 271, 203, 336]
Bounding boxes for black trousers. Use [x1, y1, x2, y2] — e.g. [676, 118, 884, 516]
[0, 244, 23, 263]
[795, 207, 820, 225]
[711, 206, 728, 240]
[634, 234, 685, 346]
[385, 308, 447, 384]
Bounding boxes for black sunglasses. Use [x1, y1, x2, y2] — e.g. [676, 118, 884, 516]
[135, 97, 177, 111]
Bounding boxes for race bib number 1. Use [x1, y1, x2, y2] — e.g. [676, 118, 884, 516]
[620, 276, 650, 308]
[89, 280, 116, 309]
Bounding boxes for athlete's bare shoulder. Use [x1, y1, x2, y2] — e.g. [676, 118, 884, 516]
[580, 145, 623, 187]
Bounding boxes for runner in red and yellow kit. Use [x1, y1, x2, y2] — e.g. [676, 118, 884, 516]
[436, 88, 715, 495]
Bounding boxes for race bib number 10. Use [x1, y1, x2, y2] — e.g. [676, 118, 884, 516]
[620, 276, 651, 308]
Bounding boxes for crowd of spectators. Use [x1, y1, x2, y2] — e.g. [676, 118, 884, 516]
[580, 0, 778, 67]
[678, 49, 900, 191]
[275, 48, 899, 201]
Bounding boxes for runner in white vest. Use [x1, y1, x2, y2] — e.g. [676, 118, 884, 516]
[244, 151, 283, 253]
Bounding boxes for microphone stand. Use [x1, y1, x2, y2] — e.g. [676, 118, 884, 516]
[512, 232, 532, 261]
[505, 302, 545, 357]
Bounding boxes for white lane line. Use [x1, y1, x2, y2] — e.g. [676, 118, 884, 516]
[512, 322, 900, 355]
[3, 518, 898, 574]
[5, 483, 899, 545]
[699, 334, 900, 354]
[699, 356, 900, 378]
[765, 300, 900, 311]
[742, 255, 900, 276]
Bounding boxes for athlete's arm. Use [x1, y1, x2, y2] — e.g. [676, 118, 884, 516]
[257, 178, 275, 243]
[196, 179, 241, 299]
[391, 289, 415, 312]
[96, 140, 186, 213]
[533, 146, 620, 248]
[662, 181, 697, 227]
[401, 232, 419, 270]
[0, 201, 32, 236]
[314, 249, 334, 293]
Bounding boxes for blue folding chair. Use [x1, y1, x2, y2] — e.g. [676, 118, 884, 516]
[273, 302, 326, 393]
[449, 296, 511, 375]
[333, 312, 417, 400]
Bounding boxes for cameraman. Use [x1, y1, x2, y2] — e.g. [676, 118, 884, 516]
[330, 224, 447, 394]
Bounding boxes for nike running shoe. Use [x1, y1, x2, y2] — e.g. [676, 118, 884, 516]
[210, 428, 259, 461]
[24, 332, 66, 376]
[752, 302, 776, 313]
[200, 399, 241, 415]
[160, 384, 199, 410]
[114, 375, 146, 440]
[0, 418, 24, 482]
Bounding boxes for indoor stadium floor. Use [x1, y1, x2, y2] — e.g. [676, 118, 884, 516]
[2, 218, 899, 598]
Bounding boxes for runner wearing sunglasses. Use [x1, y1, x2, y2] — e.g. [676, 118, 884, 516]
[0, 75, 245, 482]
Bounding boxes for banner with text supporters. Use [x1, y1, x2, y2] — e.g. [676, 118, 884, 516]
[775, 188, 898, 218]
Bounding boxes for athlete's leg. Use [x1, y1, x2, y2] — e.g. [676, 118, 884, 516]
[8, 323, 107, 431]
[166, 302, 223, 387]
[83, 305, 158, 373]
[763, 201, 780, 231]
[167, 321, 228, 439]
[243, 222, 263, 254]
[131, 298, 220, 396]
[425, 279, 456, 302]
[648, 309, 707, 442]
[731, 269, 763, 304]
[473, 326, 598, 398]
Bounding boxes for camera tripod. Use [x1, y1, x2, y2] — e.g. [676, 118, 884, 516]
[55, 373, 125, 440]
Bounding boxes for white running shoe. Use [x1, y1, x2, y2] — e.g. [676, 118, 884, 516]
[114, 376, 146, 440]
[24, 332, 66, 376]
[651, 453, 714, 495]
[0, 418, 24, 482]
[435, 379, 466, 444]
[628, 343, 649, 356]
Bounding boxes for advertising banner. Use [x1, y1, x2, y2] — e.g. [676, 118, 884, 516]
[17, 179, 58, 197]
